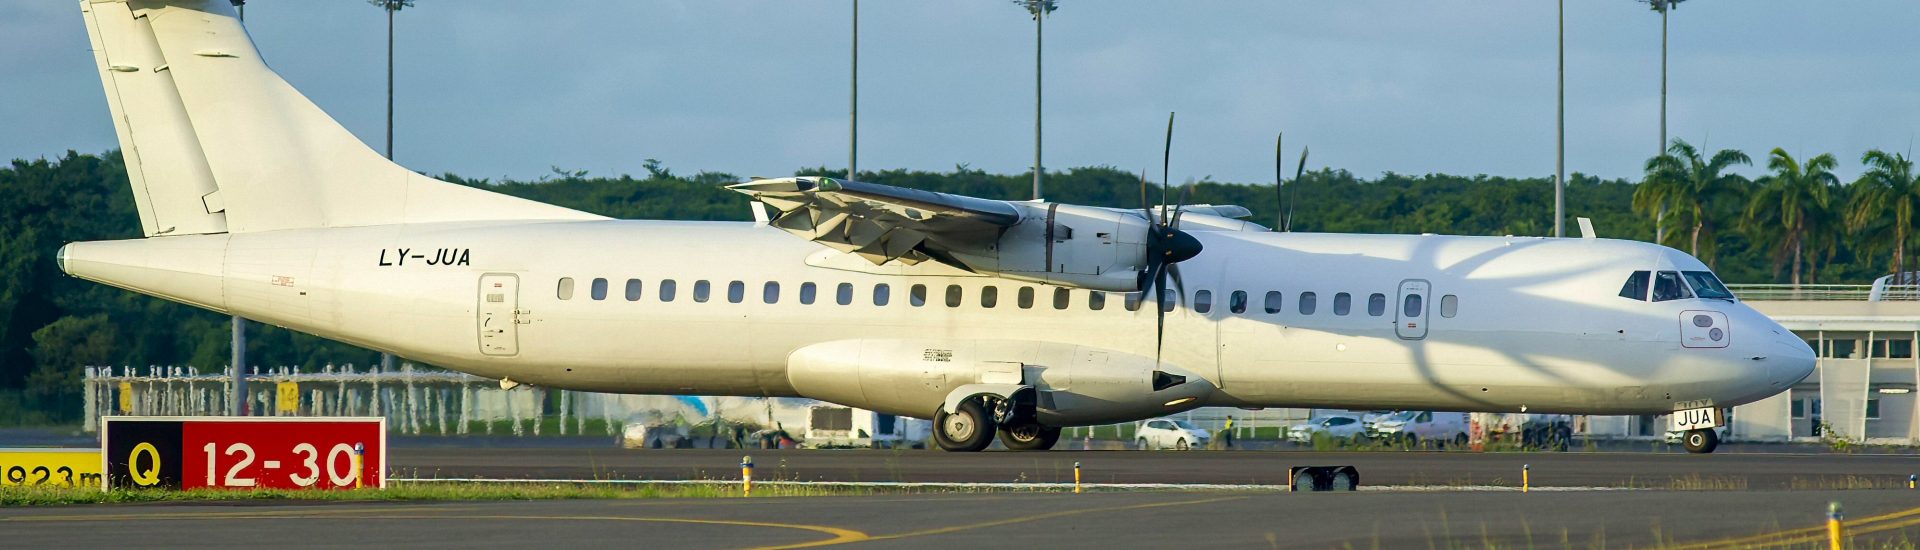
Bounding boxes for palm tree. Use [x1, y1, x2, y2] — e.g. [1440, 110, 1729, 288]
[1849, 150, 1920, 280]
[1744, 148, 1838, 287]
[1633, 139, 1749, 264]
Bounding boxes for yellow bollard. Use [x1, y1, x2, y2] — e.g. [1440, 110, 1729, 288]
[1909, 474, 1915, 490]
[1073, 462, 1082, 494]
[351, 442, 364, 489]
[1827, 501, 1843, 550]
[741, 456, 754, 497]
[1522, 464, 1530, 493]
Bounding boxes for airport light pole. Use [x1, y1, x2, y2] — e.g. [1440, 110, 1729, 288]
[1639, 0, 1685, 244]
[1555, 0, 1565, 238]
[370, 0, 412, 373]
[231, 0, 248, 415]
[1014, 0, 1057, 201]
[849, 0, 857, 181]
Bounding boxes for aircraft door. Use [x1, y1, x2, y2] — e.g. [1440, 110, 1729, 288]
[478, 273, 520, 356]
[1394, 279, 1431, 340]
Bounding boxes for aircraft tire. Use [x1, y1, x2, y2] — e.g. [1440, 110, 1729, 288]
[1683, 428, 1720, 454]
[998, 423, 1061, 451]
[932, 399, 996, 452]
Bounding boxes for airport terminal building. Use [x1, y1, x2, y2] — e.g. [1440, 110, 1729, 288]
[1581, 277, 1920, 444]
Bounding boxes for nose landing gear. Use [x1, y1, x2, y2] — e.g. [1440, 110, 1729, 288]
[1682, 428, 1720, 454]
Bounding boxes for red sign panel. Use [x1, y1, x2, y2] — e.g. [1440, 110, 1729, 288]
[104, 417, 386, 490]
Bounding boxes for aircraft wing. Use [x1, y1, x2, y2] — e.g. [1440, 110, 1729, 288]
[727, 177, 1022, 266]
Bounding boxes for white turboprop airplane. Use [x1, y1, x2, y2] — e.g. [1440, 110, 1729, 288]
[61, 0, 1811, 453]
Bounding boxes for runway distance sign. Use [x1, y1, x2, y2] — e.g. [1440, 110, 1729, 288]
[102, 417, 385, 490]
[0, 449, 102, 487]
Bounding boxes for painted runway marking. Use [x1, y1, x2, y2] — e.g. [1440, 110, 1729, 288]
[392, 477, 1636, 493]
[752, 495, 1247, 549]
[1667, 503, 1920, 549]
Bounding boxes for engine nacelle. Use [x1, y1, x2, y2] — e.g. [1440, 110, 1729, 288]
[786, 339, 1214, 426]
[944, 203, 1150, 292]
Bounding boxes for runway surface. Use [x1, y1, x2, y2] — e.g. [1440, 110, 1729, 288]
[8, 489, 1920, 549]
[390, 447, 1920, 490]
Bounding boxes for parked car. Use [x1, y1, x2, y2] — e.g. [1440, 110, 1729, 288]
[1135, 418, 1211, 450]
[1372, 411, 1471, 447]
[621, 422, 689, 449]
[1288, 416, 1366, 443]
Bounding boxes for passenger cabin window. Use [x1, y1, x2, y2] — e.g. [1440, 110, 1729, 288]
[625, 279, 642, 301]
[836, 283, 853, 305]
[1193, 290, 1213, 314]
[591, 278, 609, 301]
[763, 282, 780, 304]
[873, 284, 890, 306]
[1018, 287, 1035, 309]
[1160, 289, 1177, 312]
[910, 284, 928, 307]
[1264, 291, 1282, 314]
[557, 277, 575, 300]
[659, 280, 677, 302]
[1053, 288, 1071, 310]
[1651, 271, 1693, 302]
[1683, 271, 1735, 300]
[1089, 292, 1107, 311]
[1229, 291, 1247, 314]
[693, 280, 711, 303]
[799, 282, 817, 305]
[981, 286, 1000, 308]
[1368, 293, 1386, 316]
[1333, 292, 1352, 316]
[1618, 270, 1651, 301]
[1298, 292, 1317, 315]
[1124, 292, 1143, 312]
[1440, 294, 1458, 318]
[727, 281, 745, 303]
[1403, 293, 1423, 317]
[946, 285, 963, 307]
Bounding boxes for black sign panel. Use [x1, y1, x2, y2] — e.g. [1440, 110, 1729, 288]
[104, 419, 183, 489]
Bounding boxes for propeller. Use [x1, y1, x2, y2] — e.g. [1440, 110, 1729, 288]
[1274, 133, 1284, 230]
[1137, 112, 1203, 366]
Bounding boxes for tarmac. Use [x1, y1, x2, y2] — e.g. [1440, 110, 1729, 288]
[11, 441, 1920, 548]
[7, 488, 1920, 548]
[389, 446, 1920, 491]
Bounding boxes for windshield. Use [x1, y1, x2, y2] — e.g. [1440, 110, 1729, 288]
[1652, 271, 1695, 302]
[1172, 420, 1199, 430]
[1683, 271, 1735, 300]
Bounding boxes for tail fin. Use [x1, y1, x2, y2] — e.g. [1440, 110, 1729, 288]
[80, 0, 602, 236]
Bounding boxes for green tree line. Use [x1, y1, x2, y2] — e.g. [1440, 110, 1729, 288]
[1, 148, 1910, 423]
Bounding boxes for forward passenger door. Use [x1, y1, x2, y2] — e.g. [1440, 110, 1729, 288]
[1394, 279, 1430, 340]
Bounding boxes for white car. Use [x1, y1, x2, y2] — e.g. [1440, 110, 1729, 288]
[1135, 418, 1211, 450]
[1372, 411, 1471, 447]
[1288, 416, 1366, 443]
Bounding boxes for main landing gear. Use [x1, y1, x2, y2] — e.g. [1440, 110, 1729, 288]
[932, 396, 1060, 452]
[1681, 428, 1720, 454]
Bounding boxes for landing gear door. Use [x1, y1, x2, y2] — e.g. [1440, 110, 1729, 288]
[478, 273, 520, 356]
[1394, 279, 1431, 340]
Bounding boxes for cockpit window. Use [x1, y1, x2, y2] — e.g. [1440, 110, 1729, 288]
[1651, 270, 1694, 302]
[1618, 271, 1650, 301]
[1683, 271, 1735, 300]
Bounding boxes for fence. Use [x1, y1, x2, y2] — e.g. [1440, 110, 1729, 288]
[82, 364, 632, 437]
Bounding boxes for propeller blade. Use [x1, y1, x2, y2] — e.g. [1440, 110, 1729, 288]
[1168, 263, 1187, 308]
[1275, 133, 1285, 231]
[1286, 145, 1309, 232]
[1154, 266, 1169, 366]
[1138, 169, 1152, 222]
[1171, 182, 1195, 227]
[1160, 112, 1174, 224]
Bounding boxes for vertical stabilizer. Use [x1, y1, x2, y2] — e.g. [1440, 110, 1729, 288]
[79, 0, 604, 234]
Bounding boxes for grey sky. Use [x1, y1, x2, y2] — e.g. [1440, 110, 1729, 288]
[5, 1, 1917, 186]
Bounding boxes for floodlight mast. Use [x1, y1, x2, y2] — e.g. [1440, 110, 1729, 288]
[1013, 0, 1057, 201]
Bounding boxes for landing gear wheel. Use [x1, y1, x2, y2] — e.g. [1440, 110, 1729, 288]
[1682, 428, 1720, 454]
[932, 399, 997, 452]
[998, 423, 1062, 451]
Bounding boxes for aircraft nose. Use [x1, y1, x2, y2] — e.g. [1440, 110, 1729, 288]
[1765, 329, 1817, 388]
